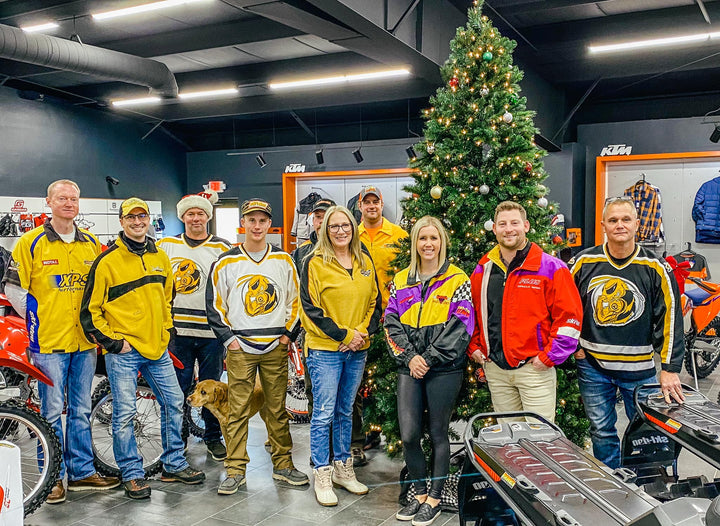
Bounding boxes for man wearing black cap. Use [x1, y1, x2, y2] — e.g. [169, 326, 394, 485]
[207, 199, 308, 495]
[292, 198, 335, 273]
[81, 197, 205, 499]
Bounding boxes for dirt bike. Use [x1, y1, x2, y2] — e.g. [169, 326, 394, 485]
[680, 276, 720, 381]
[0, 296, 62, 517]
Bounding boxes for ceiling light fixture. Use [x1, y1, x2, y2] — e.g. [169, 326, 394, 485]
[21, 22, 59, 33]
[178, 88, 239, 100]
[256, 154, 267, 168]
[352, 148, 364, 163]
[269, 69, 410, 90]
[710, 125, 720, 143]
[589, 31, 720, 54]
[112, 96, 162, 107]
[93, 0, 211, 21]
[315, 149, 325, 165]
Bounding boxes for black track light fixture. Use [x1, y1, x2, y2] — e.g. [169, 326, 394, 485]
[315, 149, 324, 165]
[256, 154, 267, 167]
[405, 146, 417, 160]
[352, 148, 364, 163]
[711, 125, 720, 143]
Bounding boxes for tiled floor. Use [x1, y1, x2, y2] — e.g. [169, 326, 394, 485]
[27, 367, 720, 526]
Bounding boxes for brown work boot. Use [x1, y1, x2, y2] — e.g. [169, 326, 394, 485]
[47, 480, 66, 504]
[67, 473, 121, 491]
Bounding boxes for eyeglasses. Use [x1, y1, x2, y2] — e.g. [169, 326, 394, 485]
[604, 196, 635, 205]
[328, 223, 353, 233]
[123, 213, 149, 221]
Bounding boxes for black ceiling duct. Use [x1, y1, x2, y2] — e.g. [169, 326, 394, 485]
[0, 23, 178, 98]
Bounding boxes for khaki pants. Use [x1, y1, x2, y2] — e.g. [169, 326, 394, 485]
[225, 343, 293, 476]
[484, 360, 557, 423]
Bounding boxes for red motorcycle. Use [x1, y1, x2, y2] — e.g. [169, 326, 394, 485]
[0, 295, 61, 516]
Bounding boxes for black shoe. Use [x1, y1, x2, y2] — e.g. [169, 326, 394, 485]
[160, 466, 206, 485]
[351, 447, 368, 467]
[206, 440, 227, 461]
[412, 502, 441, 526]
[123, 479, 151, 499]
[363, 431, 381, 451]
[396, 498, 423, 521]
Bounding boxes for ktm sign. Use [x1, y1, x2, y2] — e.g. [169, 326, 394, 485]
[600, 144, 633, 156]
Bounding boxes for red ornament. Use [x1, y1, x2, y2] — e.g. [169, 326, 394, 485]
[524, 162, 532, 172]
[552, 235, 563, 245]
[449, 77, 459, 88]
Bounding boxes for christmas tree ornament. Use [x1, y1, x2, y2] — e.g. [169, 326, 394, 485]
[535, 184, 547, 197]
[552, 235, 563, 245]
[479, 184, 490, 195]
[530, 228, 536, 234]
[449, 77, 459, 88]
[524, 162, 532, 172]
[510, 94, 519, 105]
[480, 87, 490, 97]
[484, 219, 494, 231]
[538, 197, 548, 208]
[427, 143, 436, 154]
[442, 218, 452, 228]
[482, 51, 493, 61]
[502, 111, 513, 123]
[430, 185, 443, 199]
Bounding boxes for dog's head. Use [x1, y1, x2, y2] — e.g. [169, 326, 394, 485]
[187, 379, 227, 408]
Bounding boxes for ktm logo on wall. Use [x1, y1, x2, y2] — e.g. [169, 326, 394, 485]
[600, 144, 633, 156]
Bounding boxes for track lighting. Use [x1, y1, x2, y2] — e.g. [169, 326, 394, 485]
[315, 149, 325, 165]
[405, 146, 417, 160]
[352, 148, 364, 163]
[710, 125, 720, 143]
[256, 154, 267, 167]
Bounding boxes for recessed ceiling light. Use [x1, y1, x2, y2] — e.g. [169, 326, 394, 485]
[178, 88, 239, 100]
[269, 69, 410, 90]
[21, 22, 59, 33]
[112, 97, 162, 107]
[589, 31, 720, 54]
[93, 0, 211, 21]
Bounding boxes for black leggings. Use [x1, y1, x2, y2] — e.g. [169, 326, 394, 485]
[397, 370, 463, 499]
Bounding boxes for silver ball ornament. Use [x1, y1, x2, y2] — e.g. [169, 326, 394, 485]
[538, 197, 548, 208]
[484, 219, 494, 231]
[430, 185, 443, 199]
[427, 143, 436, 154]
[480, 87, 490, 97]
[479, 184, 490, 195]
[503, 111, 513, 123]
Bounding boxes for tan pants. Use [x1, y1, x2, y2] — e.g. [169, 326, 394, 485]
[484, 360, 557, 423]
[225, 343, 293, 476]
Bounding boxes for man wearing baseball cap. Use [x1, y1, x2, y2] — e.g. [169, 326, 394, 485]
[356, 186, 408, 460]
[292, 198, 336, 272]
[158, 192, 232, 461]
[207, 198, 308, 494]
[81, 197, 205, 499]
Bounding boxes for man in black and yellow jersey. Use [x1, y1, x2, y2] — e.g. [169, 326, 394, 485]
[81, 197, 205, 499]
[570, 196, 684, 469]
[3, 179, 119, 504]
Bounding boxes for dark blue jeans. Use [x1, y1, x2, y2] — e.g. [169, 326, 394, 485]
[576, 358, 653, 469]
[169, 335, 224, 443]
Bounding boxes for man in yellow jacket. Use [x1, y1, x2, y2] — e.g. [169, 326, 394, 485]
[81, 197, 205, 500]
[356, 186, 408, 460]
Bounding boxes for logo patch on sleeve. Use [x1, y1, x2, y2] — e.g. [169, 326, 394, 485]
[42, 259, 59, 266]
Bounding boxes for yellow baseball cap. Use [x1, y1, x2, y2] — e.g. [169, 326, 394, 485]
[241, 199, 272, 217]
[120, 197, 150, 217]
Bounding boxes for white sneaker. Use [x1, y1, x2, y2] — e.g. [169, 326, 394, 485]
[332, 458, 369, 495]
[313, 466, 338, 506]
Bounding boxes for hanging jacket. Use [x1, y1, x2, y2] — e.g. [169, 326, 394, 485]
[692, 176, 720, 244]
[624, 181, 663, 243]
[291, 192, 321, 241]
[384, 261, 473, 375]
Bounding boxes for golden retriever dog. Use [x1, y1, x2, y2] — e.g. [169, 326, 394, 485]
[187, 377, 265, 440]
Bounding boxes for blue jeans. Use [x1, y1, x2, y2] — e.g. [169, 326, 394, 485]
[34, 349, 97, 481]
[576, 358, 653, 469]
[307, 349, 367, 468]
[105, 348, 188, 481]
[169, 335, 224, 443]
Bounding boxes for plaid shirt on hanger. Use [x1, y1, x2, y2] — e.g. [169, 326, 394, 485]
[624, 181, 663, 242]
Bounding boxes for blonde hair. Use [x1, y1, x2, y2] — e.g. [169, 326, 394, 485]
[494, 200, 526, 221]
[409, 216, 448, 278]
[47, 179, 80, 198]
[311, 206, 368, 270]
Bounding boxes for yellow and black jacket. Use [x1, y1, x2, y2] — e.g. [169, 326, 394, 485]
[384, 262, 474, 374]
[80, 234, 173, 359]
[570, 244, 684, 380]
[300, 248, 382, 351]
[358, 219, 408, 309]
[5, 222, 101, 354]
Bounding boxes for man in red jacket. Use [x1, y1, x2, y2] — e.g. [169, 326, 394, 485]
[468, 201, 583, 422]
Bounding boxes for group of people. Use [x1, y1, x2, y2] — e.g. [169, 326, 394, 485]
[5, 179, 686, 526]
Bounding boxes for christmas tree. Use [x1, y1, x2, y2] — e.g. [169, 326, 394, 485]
[364, 0, 589, 457]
